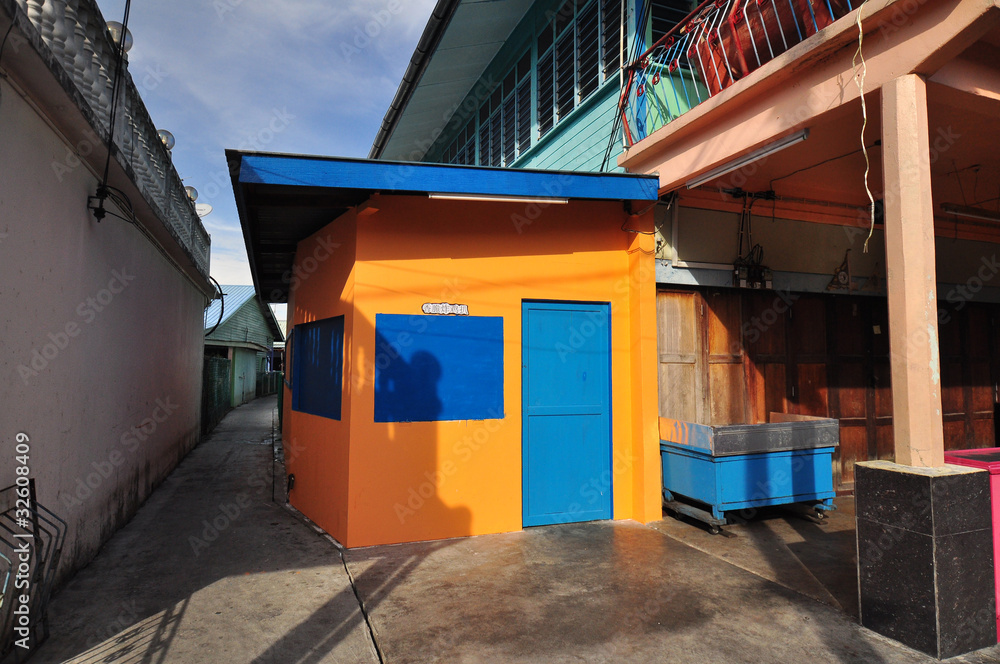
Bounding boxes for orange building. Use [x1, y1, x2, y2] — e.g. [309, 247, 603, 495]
[229, 152, 662, 547]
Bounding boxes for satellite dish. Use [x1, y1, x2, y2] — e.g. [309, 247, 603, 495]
[196, 203, 214, 218]
[107, 21, 133, 53]
[157, 129, 175, 151]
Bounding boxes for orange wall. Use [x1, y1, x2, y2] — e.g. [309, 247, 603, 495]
[284, 214, 358, 543]
[343, 195, 660, 547]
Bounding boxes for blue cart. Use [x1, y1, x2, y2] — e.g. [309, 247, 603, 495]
[660, 416, 838, 533]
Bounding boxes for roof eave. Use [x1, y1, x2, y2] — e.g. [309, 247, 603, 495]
[368, 0, 462, 159]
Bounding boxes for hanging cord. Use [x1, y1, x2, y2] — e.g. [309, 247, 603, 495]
[852, 1, 874, 253]
[93, 0, 133, 221]
[205, 276, 225, 337]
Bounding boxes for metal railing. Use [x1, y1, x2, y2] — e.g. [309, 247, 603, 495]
[9, 0, 210, 276]
[618, 0, 854, 147]
[0, 480, 66, 660]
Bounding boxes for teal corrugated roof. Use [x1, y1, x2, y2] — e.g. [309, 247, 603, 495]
[204, 285, 257, 330]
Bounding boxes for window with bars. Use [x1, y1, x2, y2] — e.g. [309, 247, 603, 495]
[472, 51, 532, 168]
[444, 120, 475, 165]
[439, 0, 623, 166]
[538, 0, 622, 139]
[650, 0, 692, 45]
[601, 0, 623, 79]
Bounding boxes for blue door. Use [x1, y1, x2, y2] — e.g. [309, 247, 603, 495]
[522, 301, 612, 527]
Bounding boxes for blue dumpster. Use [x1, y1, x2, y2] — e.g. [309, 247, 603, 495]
[660, 416, 838, 532]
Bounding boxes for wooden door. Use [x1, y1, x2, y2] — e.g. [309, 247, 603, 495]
[656, 291, 706, 422]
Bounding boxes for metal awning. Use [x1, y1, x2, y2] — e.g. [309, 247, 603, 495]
[227, 150, 660, 303]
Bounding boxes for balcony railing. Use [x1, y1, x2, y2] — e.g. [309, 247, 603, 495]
[618, 0, 855, 147]
[9, 0, 210, 276]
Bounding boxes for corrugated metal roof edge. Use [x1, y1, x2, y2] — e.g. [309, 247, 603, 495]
[369, 0, 462, 160]
[205, 285, 284, 343]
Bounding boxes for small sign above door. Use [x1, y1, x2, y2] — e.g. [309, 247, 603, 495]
[422, 302, 469, 316]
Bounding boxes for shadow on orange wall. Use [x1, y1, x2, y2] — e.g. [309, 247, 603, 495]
[349, 311, 474, 546]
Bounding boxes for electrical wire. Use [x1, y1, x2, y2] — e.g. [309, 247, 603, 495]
[852, 0, 874, 253]
[769, 141, 881, 187]
[205, 276, 225, 337]
[601, 0, 654, 172]
[0, 22, 15, 115]
[94, 0, 132, 221]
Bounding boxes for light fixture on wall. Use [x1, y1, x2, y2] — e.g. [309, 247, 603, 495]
[941, 203, 1000, 224]
[427, 193, 569, 205]
[686, 129, 811, 189]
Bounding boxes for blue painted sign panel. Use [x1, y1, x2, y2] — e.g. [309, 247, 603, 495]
[374, 314, 504, 423]
[293, 315, 344, 420]
[522, 301, 612, 527]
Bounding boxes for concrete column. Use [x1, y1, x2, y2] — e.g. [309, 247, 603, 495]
[881, 74, 945, 468]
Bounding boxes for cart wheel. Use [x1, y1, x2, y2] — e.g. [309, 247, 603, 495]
[815, 510, 828, 520]
[709, 525, 722, 535]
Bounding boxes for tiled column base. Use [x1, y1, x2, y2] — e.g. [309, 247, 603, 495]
[856, 460, 996, 659]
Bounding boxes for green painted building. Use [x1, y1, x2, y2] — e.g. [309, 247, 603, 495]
[204, 285, 283, 407]
[370, 0, 692, 173]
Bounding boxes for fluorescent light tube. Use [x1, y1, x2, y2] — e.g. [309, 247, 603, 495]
[427, 193, 569, 204]
[941, 203, 1000, 223]
[686, 129, 810, 189]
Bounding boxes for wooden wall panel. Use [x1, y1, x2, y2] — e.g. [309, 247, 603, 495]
[659, 364, 700, 423]
[708, 363, 745, 425]
[974, 419, 994, 448]
[832, 299, 866, 356]
[835, 363, 866, 419]
[705, 291, 742, 357]
[654, 287, 999, 492]
[941, 361, 965, 415]
[839, 427, 867, 486]
[656, 291, 705, 423]
[796, 364, 829, 417]
[791, 297, 827, 356]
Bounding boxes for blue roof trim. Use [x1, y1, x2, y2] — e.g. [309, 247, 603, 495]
[237, 154, 659, 201]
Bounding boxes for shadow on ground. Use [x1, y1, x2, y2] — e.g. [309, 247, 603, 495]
[30, 396, 399, 664]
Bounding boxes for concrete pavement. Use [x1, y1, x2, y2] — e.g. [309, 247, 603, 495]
[30, 396, 1000, 663]
[33, 396, 379, 664]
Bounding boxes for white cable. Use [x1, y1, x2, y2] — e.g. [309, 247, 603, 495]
[853, 1, 875, 253]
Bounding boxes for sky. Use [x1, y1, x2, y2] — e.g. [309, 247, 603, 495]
[95, 0, 438, 324]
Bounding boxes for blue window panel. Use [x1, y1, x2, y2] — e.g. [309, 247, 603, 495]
[292, 315, 344, 420]
[374, 314, 504, 423]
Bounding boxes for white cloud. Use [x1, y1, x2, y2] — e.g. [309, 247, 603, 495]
[96, 0, 436, 288]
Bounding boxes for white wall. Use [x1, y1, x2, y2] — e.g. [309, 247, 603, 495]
[0, 78, 206, 582]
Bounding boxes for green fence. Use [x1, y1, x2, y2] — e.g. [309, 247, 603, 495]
[202, 356, 232, 435]
[256, 371, 283, 398]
